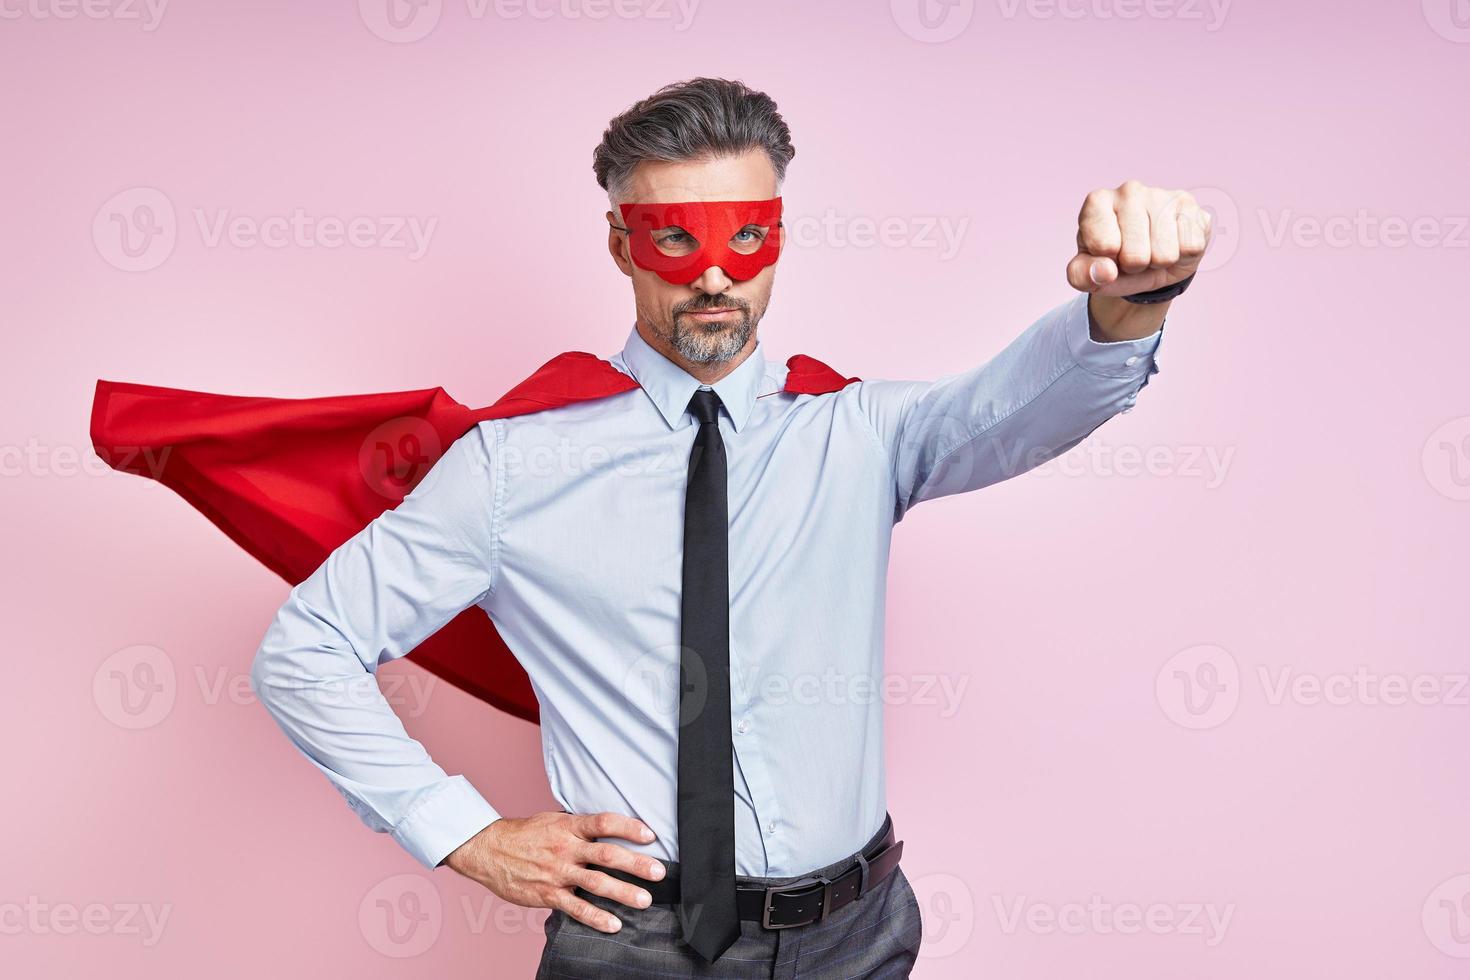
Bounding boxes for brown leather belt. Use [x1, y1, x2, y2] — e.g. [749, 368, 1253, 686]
[582, 815, 904, 930]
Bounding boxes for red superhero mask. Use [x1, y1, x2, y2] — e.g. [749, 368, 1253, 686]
[617, 197, 783, 284]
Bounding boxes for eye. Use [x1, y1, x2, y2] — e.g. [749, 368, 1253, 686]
[652, 226, 693, 245]
[728, 224, 771, 256]
[650, 226, 700, 258]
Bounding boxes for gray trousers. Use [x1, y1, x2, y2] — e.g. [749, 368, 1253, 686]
[534, 818, 923, 978]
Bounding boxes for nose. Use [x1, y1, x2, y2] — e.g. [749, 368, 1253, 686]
[689, 264, 733, 294]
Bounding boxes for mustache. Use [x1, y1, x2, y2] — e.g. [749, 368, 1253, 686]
[676, 295, 749, 314]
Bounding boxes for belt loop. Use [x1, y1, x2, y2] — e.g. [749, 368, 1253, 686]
[854, 850, 870, 900]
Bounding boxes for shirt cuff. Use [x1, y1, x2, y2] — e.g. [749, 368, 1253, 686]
[391, 775, 502, 870]
[1062, 291, 1165, 380]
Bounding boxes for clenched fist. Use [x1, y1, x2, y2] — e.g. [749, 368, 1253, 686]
[1067, 180, 1212, 340]
[443, 810, 666, 934]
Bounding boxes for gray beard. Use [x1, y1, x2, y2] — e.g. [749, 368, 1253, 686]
[668, 310, 756, 364]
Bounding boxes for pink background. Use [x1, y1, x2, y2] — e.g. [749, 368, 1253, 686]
[4, 0, 1468, 976]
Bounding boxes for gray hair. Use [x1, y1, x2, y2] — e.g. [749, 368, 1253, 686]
[593, 77, 795, 205]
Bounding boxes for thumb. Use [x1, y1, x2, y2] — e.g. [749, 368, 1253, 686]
[1067, 252, 1118, 293]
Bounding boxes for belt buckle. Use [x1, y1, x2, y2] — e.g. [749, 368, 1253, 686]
[761, 874, 833, 930]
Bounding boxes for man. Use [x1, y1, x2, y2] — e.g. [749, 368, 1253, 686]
[248, 77, 1209, 977]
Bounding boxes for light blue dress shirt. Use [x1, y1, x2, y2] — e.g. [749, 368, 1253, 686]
[250, 292, 1164, 876]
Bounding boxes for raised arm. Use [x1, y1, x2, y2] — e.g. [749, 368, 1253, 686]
[856, 179, 1208, 520]
[249, 421, 503, 869]
[855, 292, 1164, 519]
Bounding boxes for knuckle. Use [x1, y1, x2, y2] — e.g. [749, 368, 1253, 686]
[574, 900, 613, 931]
[1082, 227, 1117, 251]
[1119, 178, 1146, 195]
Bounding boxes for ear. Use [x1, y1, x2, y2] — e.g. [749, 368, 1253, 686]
[606, 210, 634, 278]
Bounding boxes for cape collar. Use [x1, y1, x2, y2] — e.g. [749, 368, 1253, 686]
[485, 344, 859, 425]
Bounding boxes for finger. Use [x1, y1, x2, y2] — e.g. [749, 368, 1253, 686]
[577, 840, 667, 882]
[1077, 189, 1122, 258]
[574, 811, 656, 844]
[1177, 205, 1207, 258]
[555, 890, 623, 933]
[570, 866, 655, 911]
[1065, 251, 1117, 292]
[1115, 185, 1152, 274]
[1102, 270, 1172, 298]
[1150, 193, 1181, 269]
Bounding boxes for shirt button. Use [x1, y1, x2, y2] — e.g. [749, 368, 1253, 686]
[1125, 355, 1139, 366]
[736, 720, 749, 735]
[766, 820, 776, 834]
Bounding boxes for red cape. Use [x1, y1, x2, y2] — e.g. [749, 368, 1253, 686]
[90, 351, 860, 724]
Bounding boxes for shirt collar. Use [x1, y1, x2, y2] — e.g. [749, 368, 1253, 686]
[616, 323, 768, 433]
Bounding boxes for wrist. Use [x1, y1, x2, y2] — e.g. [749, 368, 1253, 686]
[442, 816, 502, 871]
[1088, 292, 1169, 342]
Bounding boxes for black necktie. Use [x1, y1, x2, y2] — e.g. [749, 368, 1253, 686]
[675, 388, 740, 963]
